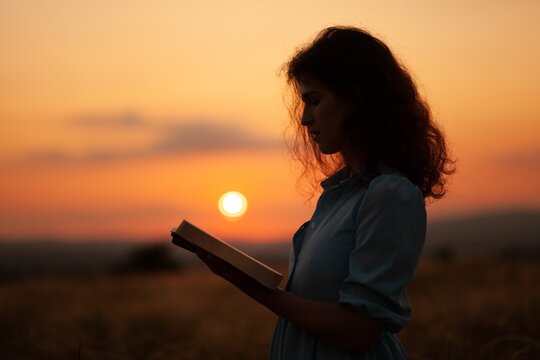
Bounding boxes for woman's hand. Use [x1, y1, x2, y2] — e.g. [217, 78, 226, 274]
[171, 233, 272, 301]
[196, 251, 245, 286]
[192, 245, 274, 303]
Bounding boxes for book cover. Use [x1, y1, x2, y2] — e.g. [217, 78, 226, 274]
[171, 220, 283, 289]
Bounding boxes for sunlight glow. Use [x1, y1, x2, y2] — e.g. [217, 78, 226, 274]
[218, 191, 247, 218]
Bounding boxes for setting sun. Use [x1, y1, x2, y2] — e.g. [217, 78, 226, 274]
[218, 191, 248, 218]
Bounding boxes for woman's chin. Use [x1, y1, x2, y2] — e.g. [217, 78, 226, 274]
[318, 146, 339, 155]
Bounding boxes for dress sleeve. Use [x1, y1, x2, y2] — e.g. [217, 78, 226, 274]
[338, 174, 426, 333]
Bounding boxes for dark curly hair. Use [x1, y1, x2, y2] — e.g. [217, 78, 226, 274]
[284, 26, 455, 200]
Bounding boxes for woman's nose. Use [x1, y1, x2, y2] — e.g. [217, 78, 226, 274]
[301, 108, 314, 126]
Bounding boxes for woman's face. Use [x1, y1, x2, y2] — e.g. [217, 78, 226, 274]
[298, 78, 354, 155]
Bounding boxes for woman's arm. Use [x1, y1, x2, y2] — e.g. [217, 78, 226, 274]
[197, 251, 381, 354]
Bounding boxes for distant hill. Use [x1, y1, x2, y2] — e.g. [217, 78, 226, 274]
[0, 241, 140, 279]
[425, 209, 540, 258]
[1, 209, 539, 279]
[0, 239, 290, 280]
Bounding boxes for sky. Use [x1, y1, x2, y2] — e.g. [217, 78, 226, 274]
[1, 0, 539, 242]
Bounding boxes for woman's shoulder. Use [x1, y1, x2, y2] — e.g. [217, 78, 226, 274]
[364, 172, 424, 204]
[354, 172, 427, 232]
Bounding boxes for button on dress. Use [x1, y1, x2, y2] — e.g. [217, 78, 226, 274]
[269, 169, 426, 360]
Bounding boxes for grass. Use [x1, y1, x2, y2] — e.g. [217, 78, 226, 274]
[0, 259, 538, 359]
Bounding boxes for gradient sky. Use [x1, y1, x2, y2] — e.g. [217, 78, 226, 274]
[1, 1, 539, 242]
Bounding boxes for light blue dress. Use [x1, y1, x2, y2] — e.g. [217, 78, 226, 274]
[269, 169, 426, 359]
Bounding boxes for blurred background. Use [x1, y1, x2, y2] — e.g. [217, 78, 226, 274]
[1, 1, 539, 359]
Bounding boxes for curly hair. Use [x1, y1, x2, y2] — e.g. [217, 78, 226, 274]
[283, 26, 455, 200]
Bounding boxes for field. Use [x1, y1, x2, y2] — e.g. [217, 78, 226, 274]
[0, 259, 539, 359]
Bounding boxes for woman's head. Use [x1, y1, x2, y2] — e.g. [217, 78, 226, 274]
[284, 26, 454, 200]
[297, 76, 354, 155]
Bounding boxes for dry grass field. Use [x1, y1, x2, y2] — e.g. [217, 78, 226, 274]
[0, 259, 538, 360]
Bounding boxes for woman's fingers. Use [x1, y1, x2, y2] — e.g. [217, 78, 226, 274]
[197, 252, 224, 272]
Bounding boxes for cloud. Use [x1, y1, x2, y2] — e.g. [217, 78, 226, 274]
[494, 149, 540, 170]
[152, 121, 280, 154]
[22, 112, 283, 165]
[24, 149, 73, 163]
[68, 111, 146, 128]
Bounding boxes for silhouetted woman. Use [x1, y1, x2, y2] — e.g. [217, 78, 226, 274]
[194, 26, 454, 359]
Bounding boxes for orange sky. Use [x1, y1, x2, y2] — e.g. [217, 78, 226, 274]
[1, 1, 539, 242]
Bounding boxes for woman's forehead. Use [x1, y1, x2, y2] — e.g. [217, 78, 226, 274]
[298, 78, 328, 95]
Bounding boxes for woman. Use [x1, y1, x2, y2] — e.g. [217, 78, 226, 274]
[193, 26, 454, 359]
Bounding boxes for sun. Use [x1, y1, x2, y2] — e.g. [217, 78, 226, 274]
[218, 191, 248, 218]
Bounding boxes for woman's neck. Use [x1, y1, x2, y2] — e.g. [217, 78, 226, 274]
[342, 152, 363, 173]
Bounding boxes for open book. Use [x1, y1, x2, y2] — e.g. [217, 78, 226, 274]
[171, 220, 283, 289]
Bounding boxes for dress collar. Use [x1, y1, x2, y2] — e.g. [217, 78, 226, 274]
[320, 168, 358, 190]
[320, 162, 399, 190]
